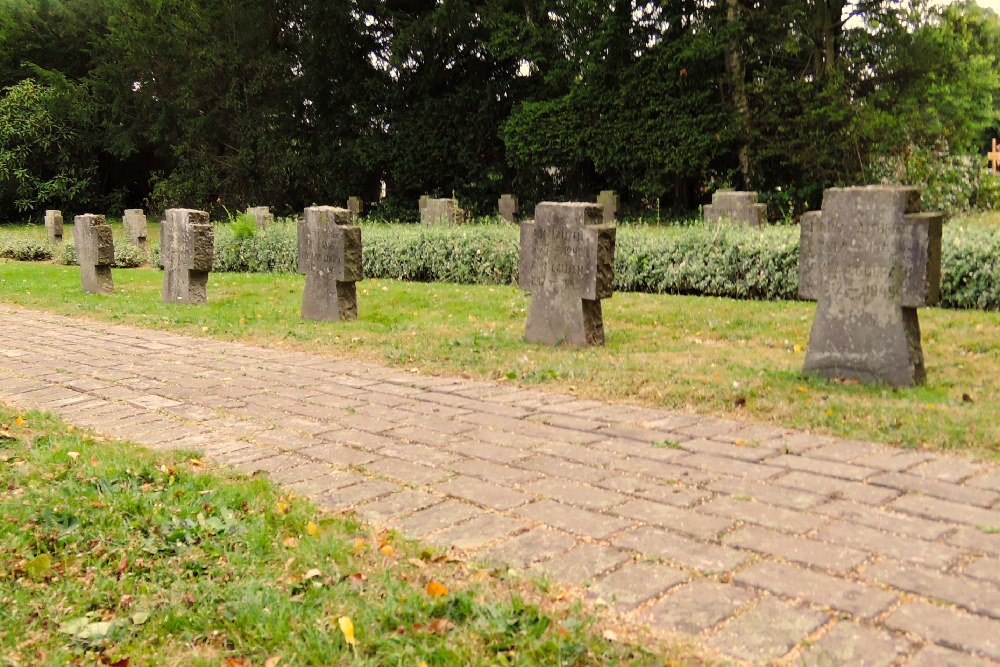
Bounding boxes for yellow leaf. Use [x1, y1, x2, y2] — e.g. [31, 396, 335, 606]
[189, 458, 203, 466]
[825, 408, 834, 416]
[66, 425, 75, 433]
[797, 386, 808, 392]
[277, 501, 286, 513]
[418, 662, 429, 667]
[338, 616, 357, 646]
[351, 539, 367, 555]
[283, 536, 299, 549]
[379, 544, 394, 556]
[201, 326, 209, 333]
[793, 344, 802, 353]
[426, 581, 448, 598]
[306, 522, 318, 537]
[239, 318, 246, 324]
[13, 416, 24, 426]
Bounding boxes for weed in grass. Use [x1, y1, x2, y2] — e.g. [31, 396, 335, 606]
[651, 440, 683, 450]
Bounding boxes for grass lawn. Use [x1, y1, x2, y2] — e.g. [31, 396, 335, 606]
[0, 405, 694, 666]
[1, 259, 998, 458]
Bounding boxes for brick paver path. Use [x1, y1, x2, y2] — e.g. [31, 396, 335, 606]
[3, 305, 1000, 665]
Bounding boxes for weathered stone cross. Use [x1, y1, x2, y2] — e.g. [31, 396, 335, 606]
[519, 202, 616, 346]
[799, 186, 942, 386]
[989, 138, 1000, 173]
[45, 210, 63, 244]
[123, 209, 148, 249]
[161, 208, 214, 304]
[73, 214, 114, 294]
[297, 206, 362, 321]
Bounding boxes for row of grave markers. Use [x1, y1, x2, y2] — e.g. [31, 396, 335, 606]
[66, 185, 942, 388]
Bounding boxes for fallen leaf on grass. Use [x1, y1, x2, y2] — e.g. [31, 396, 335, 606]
[379, 544, 394, 556]
[264, 656, 282, 667]
[67, 451, 81, 461]
[130, 611, 149, 625]
[224, 659, 251, 667]
[963, 393, 974, 403]
[13, 416, 24, 426]
[338, 616, 357, 646]
[351, 539, 367, 555]
[426, 581, 448, 598]
[59, 617, 115, 641]
[283, 536, 299, 548]
[303, 568, 322, 580]
[306, 522, 318, 536]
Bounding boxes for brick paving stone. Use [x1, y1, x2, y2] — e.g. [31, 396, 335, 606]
[298, 442, 377, 466]
[853, 448, 936, 472]
[707, 597, 829, 662]
[608, 478, 711, 509]
[231, 453, 305, 474]
[681, 438, 780, 463]
[389, 500, 483, 538]
[353, 490, 442, 525]
[674, 452, 783, 481]
[671, 418, 743, 440]
[365, 458, 451, 486]
[448, 459, 541, 485]
[613, 525, 749, 574]
[425, 513, 528, 551]
[815, 520, 960, 568]
[734, 560, 897, 618]
[386, 424, 461, 448]
[714, 424, 791, 444]
[447, 438, 532, 464]
[252, 430, 325, 451]
[968, 468, 1000, 491]
[533, 543, 631, 585]
[521, 478, 628, 511]
[641, 579, 756, 636]
[797, 622, 911, 667]
[480, 528, 578, 568]
[315, 479, 402, 511]
[285, 470, 366, 496]
[760, 432, 836, 454]
[965, 557, 1000, 586]
[210, 446, 275, 466]
[527, 412, 607, 432]
[401, 412, 477, 435]
[885, 601, 1000, 661]
[517, 455, 607, 483]
[587, 560, 689, 612]
[723, 525, 868, 574]
[331, 430, 401, 452]
[536, 441, 618, 467]
[434, 476, 532, 511]
[610, 457, 717, 484]
[890, 495, 1000, 527]
[134, 425, 208, 446]
[767, 454, 878, 481]
[515, 499, 633, 539]
[612, 499, 733, 539]
[638, 412, 703, 431]
[906, 645, 999, 666]
[909, 457, 992, 484]
[266, 462, 337, 485]
[697, 496, 826, 534]
[815, 499, 954, 540]
[949, 528, 1000, 555]
[864, 560, 1000, 619]
[161, 404, 218, 421]
[378, 441, 462, 466]
[596, 424, 685, 444]
[870, 471, 1000, 507]
[706, 476, 825, 510]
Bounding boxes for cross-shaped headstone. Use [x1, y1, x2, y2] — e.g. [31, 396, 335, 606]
[499, 194, 518, 223]
[799, 186, 942, 386]
[248, 206, 274, 229]
[297, 206, 362, 321]
[596, 190, 619, 224]
[347, 196, 363, 220]
[161, 208, 214, 304]
[420, 197, 465, 225]
[73, 214, 114, 294]
[44, 210, 63, 244]
[123, 208, 148, 249]
[988, 138, 1000, 173]
[704, 189, 767, 227]
[519, 202, 616, 346]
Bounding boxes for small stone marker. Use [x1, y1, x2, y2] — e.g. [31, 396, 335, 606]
[519, 202, 616, 346]
[499, 194, 518, 223]
[161, 208, 214, 304]
[704, 189, 767, 227]
[248, 206, 274, 229]
[420, 197, 465, 225]
[596, 190, 619, 224]
[72, 214, 114, 294]
[123, 208, 148, 249]
[989, 139, 1000, 173]
[297, 206, 362, 321]
[799, 185, 942, 386]
[44, 210, 63, 244]
[347, 196, 363, 220]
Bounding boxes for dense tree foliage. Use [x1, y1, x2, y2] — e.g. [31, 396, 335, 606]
[0, 0, 997, 221]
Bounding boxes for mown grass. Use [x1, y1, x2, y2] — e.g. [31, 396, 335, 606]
[1, 261, 998, 458]
[0, 406, 694, 666]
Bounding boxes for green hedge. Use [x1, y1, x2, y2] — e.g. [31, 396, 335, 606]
[62, 238, 148, 268]
[0, 237, 52, 261]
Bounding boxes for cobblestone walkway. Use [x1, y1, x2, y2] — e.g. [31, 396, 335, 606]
[2, 305, 1000, 665]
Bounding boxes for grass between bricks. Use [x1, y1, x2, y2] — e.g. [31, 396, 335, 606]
[0, 407, 698, 666]
[0, 261, 998, 458]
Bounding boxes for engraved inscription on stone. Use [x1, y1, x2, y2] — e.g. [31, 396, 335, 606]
[597, 190, 619, 224]
[161, 208, 214, 304]
[799, 186, 942, 386]
[420, 197, 465, 225]
[519, 202, 615, 346]
[704, 190, 767, 227]
[44, 210, 63, 244]
[297, 206, 362, 321]
[499, 194, 518, 223]
[73, 214, 114, 294]
[123, 208, 148, 249]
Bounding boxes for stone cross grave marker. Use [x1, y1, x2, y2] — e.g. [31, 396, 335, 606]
[347, 196, 363, 220]
[420, 197, 466, 225]
[44, 210, 63, 244]
[161, 208, 214, 304]
[248, 206, 274, 229]
[704, 189, 767, 227]
[596, 190, 618, 224]
[73, 214, 114, 294]
[123, 208, 148, 249]
[297, 206, 362, 321]
[519, 202, 616, 346]
[799, 185, 942, 386]
[989, 139, 1000, 173]
[499, 194, 518, 223]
